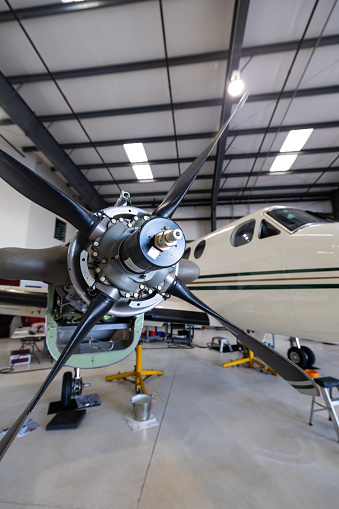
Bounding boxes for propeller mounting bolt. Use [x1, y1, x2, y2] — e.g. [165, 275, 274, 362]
[133, 216, 139, 221]
[111, 219, 117, 224]
[93, 241, 99, 247]
[125, 293, 131, 298]
[157, 285, 162, 291]
[119, 217, 124, 222]
[102, 258, 107, 264]
[93, 252, 98, 257]
[99, 276, 106, 282]
[133, 293, 139, 298]
[114, 254, 119, 260]
[95, 268, 101, 273]
[128, 223, 132, 227]
[139, 284, 145, 290]
[143, 216, 149, 221]
[148, 289, 153, 294]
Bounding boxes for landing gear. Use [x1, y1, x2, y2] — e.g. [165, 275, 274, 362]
[60, 368, 87, 407]
[61, 371, 73, 407]
[287, 338, 316, 369]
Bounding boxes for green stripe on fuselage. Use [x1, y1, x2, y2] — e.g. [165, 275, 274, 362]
[188, 284, 339, 291]
[197, 267, 339, 279]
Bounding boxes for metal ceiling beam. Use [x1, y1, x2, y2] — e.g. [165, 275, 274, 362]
[23, 131, 216, 152]
[0, 71, 106, 211]
[101, 181, 339, 199]
[90, 165, 339, 187]
[3, 85, 338, 129]
[29, 85, 338, 124]
[78, 146, 339, 170]
[22, 120, 339, 153]
[115, 192, 329, 208]
[0, 0, 151, 23]
[7, 34, 339, 84]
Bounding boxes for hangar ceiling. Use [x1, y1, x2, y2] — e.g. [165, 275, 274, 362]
[0, 0, 339, 230]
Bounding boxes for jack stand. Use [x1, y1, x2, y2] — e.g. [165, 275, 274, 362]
[223, 348, 278, 376]
[105, 341, 163, 394]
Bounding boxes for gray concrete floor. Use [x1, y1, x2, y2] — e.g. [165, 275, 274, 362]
[0, 328, 339, 509]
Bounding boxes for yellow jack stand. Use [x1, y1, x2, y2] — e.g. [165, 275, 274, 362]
[223, 348, 278, 376]
[105, 341, 163, 394]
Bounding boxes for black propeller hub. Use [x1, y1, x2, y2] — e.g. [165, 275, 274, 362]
[119, 217, 185, 274]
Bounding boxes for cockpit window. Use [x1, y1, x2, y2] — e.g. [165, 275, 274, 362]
[231, 220, 255, 247]
[259, 219, 281, 239]
[266, 208, 331, 232]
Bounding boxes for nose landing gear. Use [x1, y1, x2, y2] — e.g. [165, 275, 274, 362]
[287, 338, 316, 369]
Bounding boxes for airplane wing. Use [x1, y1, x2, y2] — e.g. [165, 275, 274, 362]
[0, 285, 47, 317]
[146, 297, 210, 326]
[146, 296, 230, 328]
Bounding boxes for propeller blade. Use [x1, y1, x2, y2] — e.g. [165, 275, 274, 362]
[168, 276, 320, 397]
[0, 246, 70, 286]
[0, 291, 114, 462]
[153, 93, 248, 219]
[0, 149, 100, 236]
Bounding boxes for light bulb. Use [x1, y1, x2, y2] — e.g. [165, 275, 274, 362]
[227, 71, 245, 97]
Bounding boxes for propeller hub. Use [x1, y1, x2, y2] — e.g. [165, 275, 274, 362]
[119, 217, 185, 274]
[67, 205, 183, 317]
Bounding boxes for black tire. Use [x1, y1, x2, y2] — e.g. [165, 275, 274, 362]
[287, 347, 308, 369]
[301, 346, 316, 368]
[61, 371, 73, 408]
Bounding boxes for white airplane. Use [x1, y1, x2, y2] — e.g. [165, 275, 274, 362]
[0, 96, 320, 461]
[152, 205, 338, 369]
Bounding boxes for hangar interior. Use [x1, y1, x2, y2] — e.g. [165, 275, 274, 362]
[1, 1, 339, 508]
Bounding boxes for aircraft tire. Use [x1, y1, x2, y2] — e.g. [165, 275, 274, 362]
[301, 346, 316, 368]
[61, 371, 73, 408]
[287, 347, 308, 369]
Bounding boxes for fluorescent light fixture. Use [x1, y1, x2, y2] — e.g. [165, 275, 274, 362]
[132, 164, 154, 180]
[280, 128, 313, 153]
[269, 128, 313, 173]
[123, 142, 154, 180]
[269, 154, 298, 173]
[123, 143, 148, 163]
[61, 1, 84, 3]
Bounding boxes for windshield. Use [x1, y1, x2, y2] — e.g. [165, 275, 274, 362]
[266, 208, 333, 232]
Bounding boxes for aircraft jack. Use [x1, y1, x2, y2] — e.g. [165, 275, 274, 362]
[105, 341, 163, 393]
[223, 348, 278, 376]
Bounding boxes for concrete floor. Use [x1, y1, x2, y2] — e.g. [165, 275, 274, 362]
[0, 329, 339, 509]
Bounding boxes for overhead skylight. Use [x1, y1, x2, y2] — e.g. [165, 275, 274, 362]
[269, 128, 313, 173]
[123, 143, 154, 180]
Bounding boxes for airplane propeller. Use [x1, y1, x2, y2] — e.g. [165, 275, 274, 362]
[0, 148, 101, 237]
[0, 93, 319, 462]
[167, 276, 319, 395]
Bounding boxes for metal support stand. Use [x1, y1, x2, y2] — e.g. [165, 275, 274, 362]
[105, 341, 163, 394]
[223, 347, 278, 376]
[309, 377, 339, 441]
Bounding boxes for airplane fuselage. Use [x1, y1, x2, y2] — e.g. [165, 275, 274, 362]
[185, 206, 339, 342]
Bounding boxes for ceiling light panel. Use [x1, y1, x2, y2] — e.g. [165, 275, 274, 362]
[269, 154, 298, 173]
[280, 129, 313, 152]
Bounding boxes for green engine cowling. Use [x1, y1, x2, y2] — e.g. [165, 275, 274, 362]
[46, 286, 143, 369]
